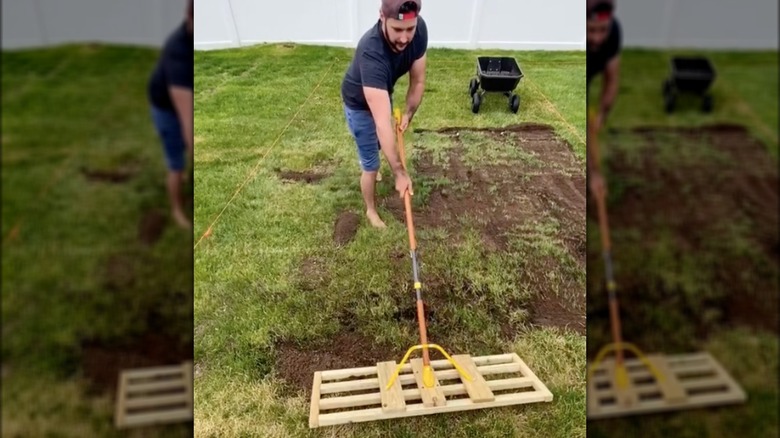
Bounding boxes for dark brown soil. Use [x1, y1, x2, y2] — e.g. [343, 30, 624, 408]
[277, 169, 327, 184]
[138, 210, 167, 246]
[274, 332, 401, 395]
[333, 211, 360, 246]
[80, 332, 192, 395]
[589, 124, 778, 341]
[530, 292, 586, 335]
[298, 256, 329, 291]
[80, 167, 135, 183]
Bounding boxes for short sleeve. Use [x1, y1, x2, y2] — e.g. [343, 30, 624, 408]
[416, 18, 428, 59]
[359, 50, 391, 90]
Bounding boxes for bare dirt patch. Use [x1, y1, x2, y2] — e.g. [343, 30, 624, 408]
[298, 256, 329, 292]
[80, 166, 135, 183]
[80, 332, 192, 395]
[588, 124, 778, 344]
[138, 210, 167, 246]
[333, 211, 360, 246]
[274, 332, 401, 395]
[530, 292, 586, 335]
[276, 169, 328, 184]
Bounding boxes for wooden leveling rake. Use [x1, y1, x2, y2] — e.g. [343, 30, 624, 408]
[586, 111, 746, 419]
[308, 110, 553, 428]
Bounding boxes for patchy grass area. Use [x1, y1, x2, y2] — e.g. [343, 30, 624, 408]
[587, 49, 778, 437]
[2, 45, 193, 437]
[194, 44, 586, 436]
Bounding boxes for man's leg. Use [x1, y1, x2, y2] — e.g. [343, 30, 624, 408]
[167, 170, 190, 228]
[345, 106, 385, 228]
[361, 169, 385, 228]
[152, 106, 191, 229]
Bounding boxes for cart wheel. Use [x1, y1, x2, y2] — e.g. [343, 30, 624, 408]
[471, 93, 482, 114]
[701, 94, 713, 113]
[469, 78, 479, 96]
[509, 94, 520, 113]
[664, 93, 676, 114]
[663, 79, 673, 95]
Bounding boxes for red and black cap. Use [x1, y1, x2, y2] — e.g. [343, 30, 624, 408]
[382, 0, 421, 21]
[587, 0, 614, 21]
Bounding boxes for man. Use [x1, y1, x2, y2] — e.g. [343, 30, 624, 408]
[341, 0, 427, 228]
[148, 0, 194, 229]
[586, 0, 621, 199]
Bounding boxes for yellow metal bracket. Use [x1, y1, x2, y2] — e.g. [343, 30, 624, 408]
[385, 344, 472, 390]
[588, 342, 665, 389]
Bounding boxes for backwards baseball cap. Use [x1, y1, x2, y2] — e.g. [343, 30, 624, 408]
[587, 0, 614, 21]
[382, 0, 421, 21]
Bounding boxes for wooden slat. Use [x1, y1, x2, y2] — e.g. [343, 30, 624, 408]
[310, 353, 552, 428]
[115, 373, 128, 428]
[410, 358, 446, 407]
[309, 372, 322, 428]
[646, 355, 687, 403]
[319, 354, 516, 381]
[452, 355, 494, 403]
[377, 361, 406, 413]
[126, 380, 187, 394]
[124, 393, 189, 409]
[123, 366, 186, 380]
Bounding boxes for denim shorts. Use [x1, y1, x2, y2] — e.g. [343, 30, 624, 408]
[150, 105, 186, 172]
[344, 105, 387, 172]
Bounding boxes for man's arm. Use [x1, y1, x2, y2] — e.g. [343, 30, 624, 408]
[169, 85, 193, 157]
[364, 86, 404, 175]
[599, 55, 620, 127]
[405, 53, 426, 121]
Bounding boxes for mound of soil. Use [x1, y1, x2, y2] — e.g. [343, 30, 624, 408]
[333, 211, 360, 246]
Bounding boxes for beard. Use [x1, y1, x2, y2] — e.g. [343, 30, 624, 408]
[383, 22, 410, 53]
[393, 41, 408, 52]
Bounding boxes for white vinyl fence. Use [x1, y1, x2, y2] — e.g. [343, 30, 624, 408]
[2, 0, 188, 50]
[194, 0, 586, 51]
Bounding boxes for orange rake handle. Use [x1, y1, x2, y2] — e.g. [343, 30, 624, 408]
[395, 111, 417, 251]
[394, 109, 430, 369]
[588, 109, 624, 366]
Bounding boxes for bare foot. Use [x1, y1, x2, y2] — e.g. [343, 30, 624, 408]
[172, 209, 192, 229]
[366, 209, 386, 228]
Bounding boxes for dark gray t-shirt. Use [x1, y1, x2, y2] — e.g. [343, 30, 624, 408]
[341, 17, 428, 110]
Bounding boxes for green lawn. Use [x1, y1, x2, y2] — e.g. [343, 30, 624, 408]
[587, 49, 778, 437]
[2, 45, 193, 437]
[194, 44, 586, 437]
